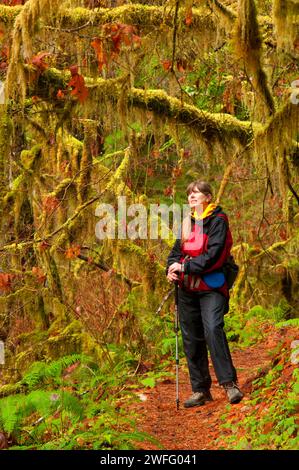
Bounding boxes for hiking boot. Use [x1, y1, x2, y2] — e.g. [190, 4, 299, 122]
[223, 382, 244, 404]
[184, 390, 213, 408]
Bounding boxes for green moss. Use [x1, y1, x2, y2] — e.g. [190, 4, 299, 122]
[0, 111, 13, 196]
[234, 0, 275, 118]
[0, 383, 25, 398]
[20, 145, 42, 170]
[59, 5, 215, 30]
[0, 5, 22, 25]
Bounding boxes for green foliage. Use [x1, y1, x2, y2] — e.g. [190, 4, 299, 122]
[0, 389, 83, 439]
[21, 354, 91, 389]
[218, 338, 299, 450]
[0, 351, 158, 450]
[224, 300, 293, 347]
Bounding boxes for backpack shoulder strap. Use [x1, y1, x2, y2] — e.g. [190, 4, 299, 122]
[216, 213, 229, 225]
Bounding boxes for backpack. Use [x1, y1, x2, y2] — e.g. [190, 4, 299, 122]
[222, 254, 239, 290]
[215, 213, 239, 290]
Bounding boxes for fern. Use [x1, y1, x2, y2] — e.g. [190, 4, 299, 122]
[21, 354, 93, 389]
[0, 395, 24, 435]
[276, 318, 299, 328]
[21, 362, 46, 389]
[25, 390, 58, 416]
[58, 391, 84, 420]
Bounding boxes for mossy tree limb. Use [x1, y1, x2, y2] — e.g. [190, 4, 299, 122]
[34, 70, 257, 149]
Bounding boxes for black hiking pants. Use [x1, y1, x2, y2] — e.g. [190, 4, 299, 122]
[178, 288, 237, 392]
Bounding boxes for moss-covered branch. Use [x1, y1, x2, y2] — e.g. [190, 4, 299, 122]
[0, 189, 107, 253]
[56, 5, 216, 31]
[77, 254, 140, 289]
[35, 69, 256, 147]
[128, 86, 256, 146]
[254, 100, 299, 169]
[207, 0, 236, 23]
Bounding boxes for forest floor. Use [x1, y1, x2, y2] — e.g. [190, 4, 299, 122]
[129, 326, 292, 450]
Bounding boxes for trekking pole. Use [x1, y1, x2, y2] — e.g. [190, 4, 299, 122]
[174, 281, 179, 411]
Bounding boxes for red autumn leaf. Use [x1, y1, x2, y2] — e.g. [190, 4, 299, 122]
[39, 240, 51, 252]
[0, 273, 14, 292]
[30, 52, 51, 72]
[32, 266, 46, 284]
[63, 361, 80, 377]
[161, 59, 172, 71]
[164, 186, 173, 197]
[43, 195, 60, 214]
[176, 59, 187, 72]
[172, 167, 182, 177]
[147, 168, 154, 176]
[2, 0, 25, 5]
[67, 68, 88, 104]
[183, 149, 191, 159]
[103, 23, 141, 56]
[56, 89, 65, 99]
[185, 7, 193, 26]
[31, 95, 40, 103]
[279, 228, 287, 240]
[151, 149, 160, 159]
[148, 253, 156, 263]
[65, 245, 81, 259]
[91, 37, 108, 72]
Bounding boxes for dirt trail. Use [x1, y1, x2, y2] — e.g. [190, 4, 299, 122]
[131, 341, 272, 450]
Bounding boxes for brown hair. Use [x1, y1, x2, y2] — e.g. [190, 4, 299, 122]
[186, 180, 213, 198]
[181, 180, 213, 243]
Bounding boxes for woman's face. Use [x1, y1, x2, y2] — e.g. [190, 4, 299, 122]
[188, 188, 211, 209]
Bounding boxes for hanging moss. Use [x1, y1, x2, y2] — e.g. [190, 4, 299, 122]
[234, 0, 275, 119]
[254, 100, 299, 173]
[0, 110, 13, 197]
[273, 0, 299, 53]
[77, 123, 94, 204]
[106, 147, 133, 197]
[5, 0, 61, 101]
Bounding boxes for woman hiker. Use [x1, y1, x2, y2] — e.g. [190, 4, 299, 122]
[166, 180, 243, 408]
